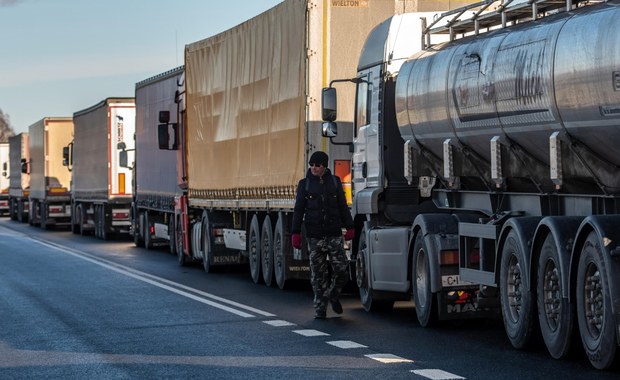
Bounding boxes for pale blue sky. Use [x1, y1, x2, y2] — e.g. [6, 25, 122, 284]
[0, 0, 282, 134]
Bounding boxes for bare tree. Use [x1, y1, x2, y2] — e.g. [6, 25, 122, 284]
[0, 108, 16, 142]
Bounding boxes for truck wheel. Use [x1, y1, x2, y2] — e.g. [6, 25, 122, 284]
[144, 211, 153, 250]
[71, 204, 80, 234]
[576, 231, 617, 370]
[248, 214, 262, 284]
[100, 205, 108, 241]
[40, 204, 48, 230]
[356, 226, 393, 312]
[133, 212, 144, 247]
[79, 206, 90, 236]
[176, 216, 187, 266]
[412, 232, 437, 326]
[274, 213, 288, 290]
[168, 217, 177, 256]
[261, 215, 274, 287]
[500, 229, 535, 349]
[201, 212, 212, 273]
[537, 233, 574, 359]
[94, 205, 101, 239]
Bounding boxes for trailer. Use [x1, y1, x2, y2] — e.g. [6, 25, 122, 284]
[7, 133, 29, 222]
[130, 67, 184, 251]
[68, 98, 135, 239]
[156, 0, 432, 288]
[28, 118, 73, 229]
[0, 142, 9, 216]
[322, 0, 620, 370]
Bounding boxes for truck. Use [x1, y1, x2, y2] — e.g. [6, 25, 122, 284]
[130, 67, 184, 251]
[0, 142, 9, 216]
[28, 118, 73, 229]
[321, 0, 620, 370]
[67, 98, 135, 239]
[156, 0, 443, 288]
[7, 133, 29, 222]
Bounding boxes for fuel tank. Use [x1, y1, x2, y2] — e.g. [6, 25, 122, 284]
[396, 1, 620, 193]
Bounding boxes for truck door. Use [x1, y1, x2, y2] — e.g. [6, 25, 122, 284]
[352, 68, 383, 198]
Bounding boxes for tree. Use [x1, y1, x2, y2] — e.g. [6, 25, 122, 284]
[0, 108, 15, 142]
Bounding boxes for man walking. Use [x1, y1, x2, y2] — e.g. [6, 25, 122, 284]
[291, 151, 354, 319]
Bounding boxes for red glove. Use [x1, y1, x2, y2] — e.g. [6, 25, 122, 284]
[344, 228, 355, 241]
[291, 233, 302, 249]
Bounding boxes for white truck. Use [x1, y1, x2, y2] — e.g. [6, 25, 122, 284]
[28, 118, 73, 229]
[67, 98, 136, 239]
[0, 142, 9, 216]
[322, 0, 620, 370]
[7, 133, 29, 222]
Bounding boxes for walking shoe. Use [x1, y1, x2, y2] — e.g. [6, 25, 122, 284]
[330, 298, 343, 314]
[315, 310, 326, 319]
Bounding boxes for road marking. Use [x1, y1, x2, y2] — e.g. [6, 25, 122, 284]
[28, 237, 274, 318]
[326, 340, 367, 349]
[365, 353, 413, 363]
[293, 329, 330, 337]
[411, 369, 465, 379]
[263, 320, 295, 327]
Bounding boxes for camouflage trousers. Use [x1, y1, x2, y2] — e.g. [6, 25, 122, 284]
[307, 236, 348, 313]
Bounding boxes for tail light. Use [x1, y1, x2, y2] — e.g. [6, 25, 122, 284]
[440, 250, 459, 265]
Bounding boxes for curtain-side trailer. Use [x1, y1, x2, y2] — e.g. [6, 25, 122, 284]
[0, 142, 9, 216]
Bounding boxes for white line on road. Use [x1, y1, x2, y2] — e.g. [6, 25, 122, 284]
[365, 354, 413, 364]
[293, 329, 330, 337]
[29, 237, 274, 318]
[263, 320, 296, 327]
[411, 369, 466, 379]
[326, 340, 367, 349]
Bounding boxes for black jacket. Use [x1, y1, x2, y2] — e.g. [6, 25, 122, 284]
[291, 168, 353, 238]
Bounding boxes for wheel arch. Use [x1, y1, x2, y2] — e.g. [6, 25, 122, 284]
[496, 216, 542, 291]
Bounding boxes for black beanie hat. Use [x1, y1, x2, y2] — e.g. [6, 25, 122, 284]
[309, 151, 329, 167]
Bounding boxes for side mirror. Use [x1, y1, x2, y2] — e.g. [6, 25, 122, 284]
[322, 122, 338, 138]
[21, 158, 29, 174]
[158, 123, 178, 150]
[119, 150, 128, 168]
[159, 111, 170, 124]
[321, 87, 337, 122]
[62, 146, 70, 167]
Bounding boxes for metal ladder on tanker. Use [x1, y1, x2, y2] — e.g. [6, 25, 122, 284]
[422, 0, 607, 50]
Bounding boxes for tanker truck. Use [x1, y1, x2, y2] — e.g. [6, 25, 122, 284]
[156, 0, 436, 288]
[0, 142, 9, 216]
[7, 133, 29, 222]
[130, 67, 184, 251]
[28, 117, 73, 229]
[321, 0, 620, 370]
[67, 98, 135, 238]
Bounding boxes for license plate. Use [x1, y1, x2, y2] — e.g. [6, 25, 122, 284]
[442, 275, 475, 287]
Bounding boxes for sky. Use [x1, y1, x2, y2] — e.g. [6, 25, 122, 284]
[0, 0, 283, 134]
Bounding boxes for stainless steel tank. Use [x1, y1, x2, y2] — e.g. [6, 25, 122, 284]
[396, 1, 620, 192]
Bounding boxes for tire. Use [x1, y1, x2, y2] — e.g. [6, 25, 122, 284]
[94, 205, 101, 239]
[412, 232, 437, 326]
[576, 232, 618, 370]
[261, 215, 275, 287]
[201, 212, 212, 273]
[176, 216, 187, 266]
[168, 217, 177, 256]
[79, 206, 89, 236]
[537, 234, 574, 359]
[274, 213, 288, 290]
[356, 226, 393, 312]
[133, 211, 144, 248]
[500, 229, 535, 349]
[40, 203, 48, 230]
[71, 204, 80, 234]
[248, 214, 262, 284]
[100, 205, 108, 241]
[144, 211, 153, 250]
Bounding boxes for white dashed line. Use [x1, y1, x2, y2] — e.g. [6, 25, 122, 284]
[292, 329, 330, 337]
[326, 340, 367, 349]
[263, 320, 295, 327]
[411, 369, 465, 379]
[365, 353, 413, 363]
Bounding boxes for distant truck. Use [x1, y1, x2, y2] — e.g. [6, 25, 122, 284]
[130, 67, 183, 251]
[28, 118, 73, 229]
[156, 0, 409, 288]
[0, 142, 9, 216]
[7, 133, 29, 222]
[67, 98, 136, 239]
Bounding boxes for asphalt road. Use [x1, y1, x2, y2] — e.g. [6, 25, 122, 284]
[0, 218, 618, 379]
